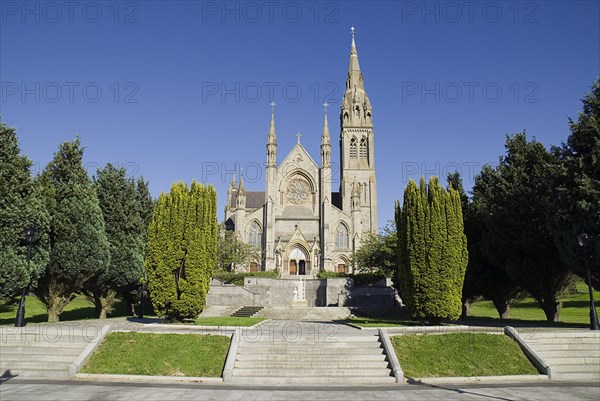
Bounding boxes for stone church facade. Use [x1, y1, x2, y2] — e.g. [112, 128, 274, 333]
[224, 31, 378, 275]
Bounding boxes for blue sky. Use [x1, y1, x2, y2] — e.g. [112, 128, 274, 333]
[1, 1, 599, 228]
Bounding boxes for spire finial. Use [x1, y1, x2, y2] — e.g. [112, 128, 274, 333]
[296, 132, 302, 144]
[351, 25, 355, 39]
[270, 101, 276, 114]
[323, 101, 329, 114]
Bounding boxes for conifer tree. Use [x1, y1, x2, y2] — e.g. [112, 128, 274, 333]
[34, 138, 110, 322]
[0, 123, 49, 303]
[86, 164, 145, 318]
[145, 181, 217, 321]
[396, 177, 468, 324]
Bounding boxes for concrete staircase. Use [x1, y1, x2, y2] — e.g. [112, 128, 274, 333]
[230, 321, 395, 385]
[231, 306, 264, 318]
[520, 330, 600, 381]
[253, 307, 351, 321]
[0, 326, 93, 379]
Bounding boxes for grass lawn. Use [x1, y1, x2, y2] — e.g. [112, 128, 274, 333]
[194, 317, 265, 326]
[392, 333, 538, 378]
[82, 332, 230, 377]
[470, 281, 600, 326]
[0, 295, 132, 325]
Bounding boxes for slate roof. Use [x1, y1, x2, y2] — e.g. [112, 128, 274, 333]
[230, 191, 265, 209]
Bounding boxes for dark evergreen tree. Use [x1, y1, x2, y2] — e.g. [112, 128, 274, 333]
[0, 123, 49, 303]
[86, 164, 145, 318]
[34, 138, 110, 322]
[449, 171, 524, 319]
[474, 134, 575, 321]
[551, 79, 600, 288]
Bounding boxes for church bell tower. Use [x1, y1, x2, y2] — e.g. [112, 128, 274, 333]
[340, 27, 378, 234]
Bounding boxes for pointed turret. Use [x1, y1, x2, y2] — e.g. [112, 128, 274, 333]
[238, 175, 246, 194]
[266, 103, 277, 167]
[267, 110, 276, 144]
[321, 105, 331, 167]
[321, 111, 330, 143]
[236, 175, 246, 209]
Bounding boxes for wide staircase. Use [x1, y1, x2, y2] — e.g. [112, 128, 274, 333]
[0, 325, 94, 379]
[520, 330, 600, 381]
[231, 306, 264, 318]
[230, 321, 395, 385]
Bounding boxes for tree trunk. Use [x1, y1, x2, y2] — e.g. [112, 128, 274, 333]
[93, 291, 102, 318]
[493, 299, 511, 319]
[461, 299, 472, 320]
[47, 295, 70, 323]
[542, 300, 561, 322]
[97, 289, 117, 319]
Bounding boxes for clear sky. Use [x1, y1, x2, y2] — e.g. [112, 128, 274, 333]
[1, 1, 599, 228]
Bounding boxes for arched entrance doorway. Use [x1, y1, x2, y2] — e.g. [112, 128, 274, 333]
[287, 247, 308, 275]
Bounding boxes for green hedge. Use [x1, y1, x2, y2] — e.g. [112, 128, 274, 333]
[212, 271, 279, 286]
[353, 272, 387, 286]
[316, 271, 349, 279]
[316, 271, 387, 286]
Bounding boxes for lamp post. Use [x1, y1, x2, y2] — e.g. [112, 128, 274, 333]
[15, 225, 38, 327]
[578, 233, 599, 331]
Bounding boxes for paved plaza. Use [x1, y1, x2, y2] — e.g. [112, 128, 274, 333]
[1, 379, 599, 400]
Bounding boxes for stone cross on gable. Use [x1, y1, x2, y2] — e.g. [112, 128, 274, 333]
[296, 132, 302, 144]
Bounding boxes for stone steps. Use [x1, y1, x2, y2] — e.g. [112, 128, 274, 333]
[0, 361, 71, 370]
[231, 306, 264, 318]
[0, 327, 94, 379]
[0, 346, 83, 356]
[518, 330, 600, 381]
[544, 357, 600, 365]
[235, 361, 390, 369]
[235, 354, 387, 362]
[530, 343, 600, 351]
[533, 350, 600, 358]
[230, 321, 394, 385]
[230, 376, 397, 385]
[550, 372, 600, 381]
[0, 367, 70, 379]
[233, 368, 392, 377]
[236, 347, 384, 355]
[0, 354, 76, 363]
[549, 363, 600, 373]
[240, 341, 381, 350]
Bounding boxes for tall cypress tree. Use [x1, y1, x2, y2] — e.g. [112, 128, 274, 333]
[0, 123, 49, 304]
[145, 181, 217, 321]
[396, 177, 468, 324]
[34, 138, 110, 322]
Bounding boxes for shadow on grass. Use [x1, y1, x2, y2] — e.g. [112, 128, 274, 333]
[0, 298, 132, 325]
[460, 316, 588, 329]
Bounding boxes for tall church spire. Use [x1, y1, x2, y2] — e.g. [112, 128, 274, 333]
[348, 26, 363, 91]
[341, 26, 372, 128]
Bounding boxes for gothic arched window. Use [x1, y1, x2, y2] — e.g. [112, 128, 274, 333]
[350, 138, 357, 159]
[335, 224, 349, 249]
[360, 138, 367, 159]
[248, 222, 262, 248]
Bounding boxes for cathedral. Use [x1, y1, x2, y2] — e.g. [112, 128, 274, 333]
[224, 30, 378, 275]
